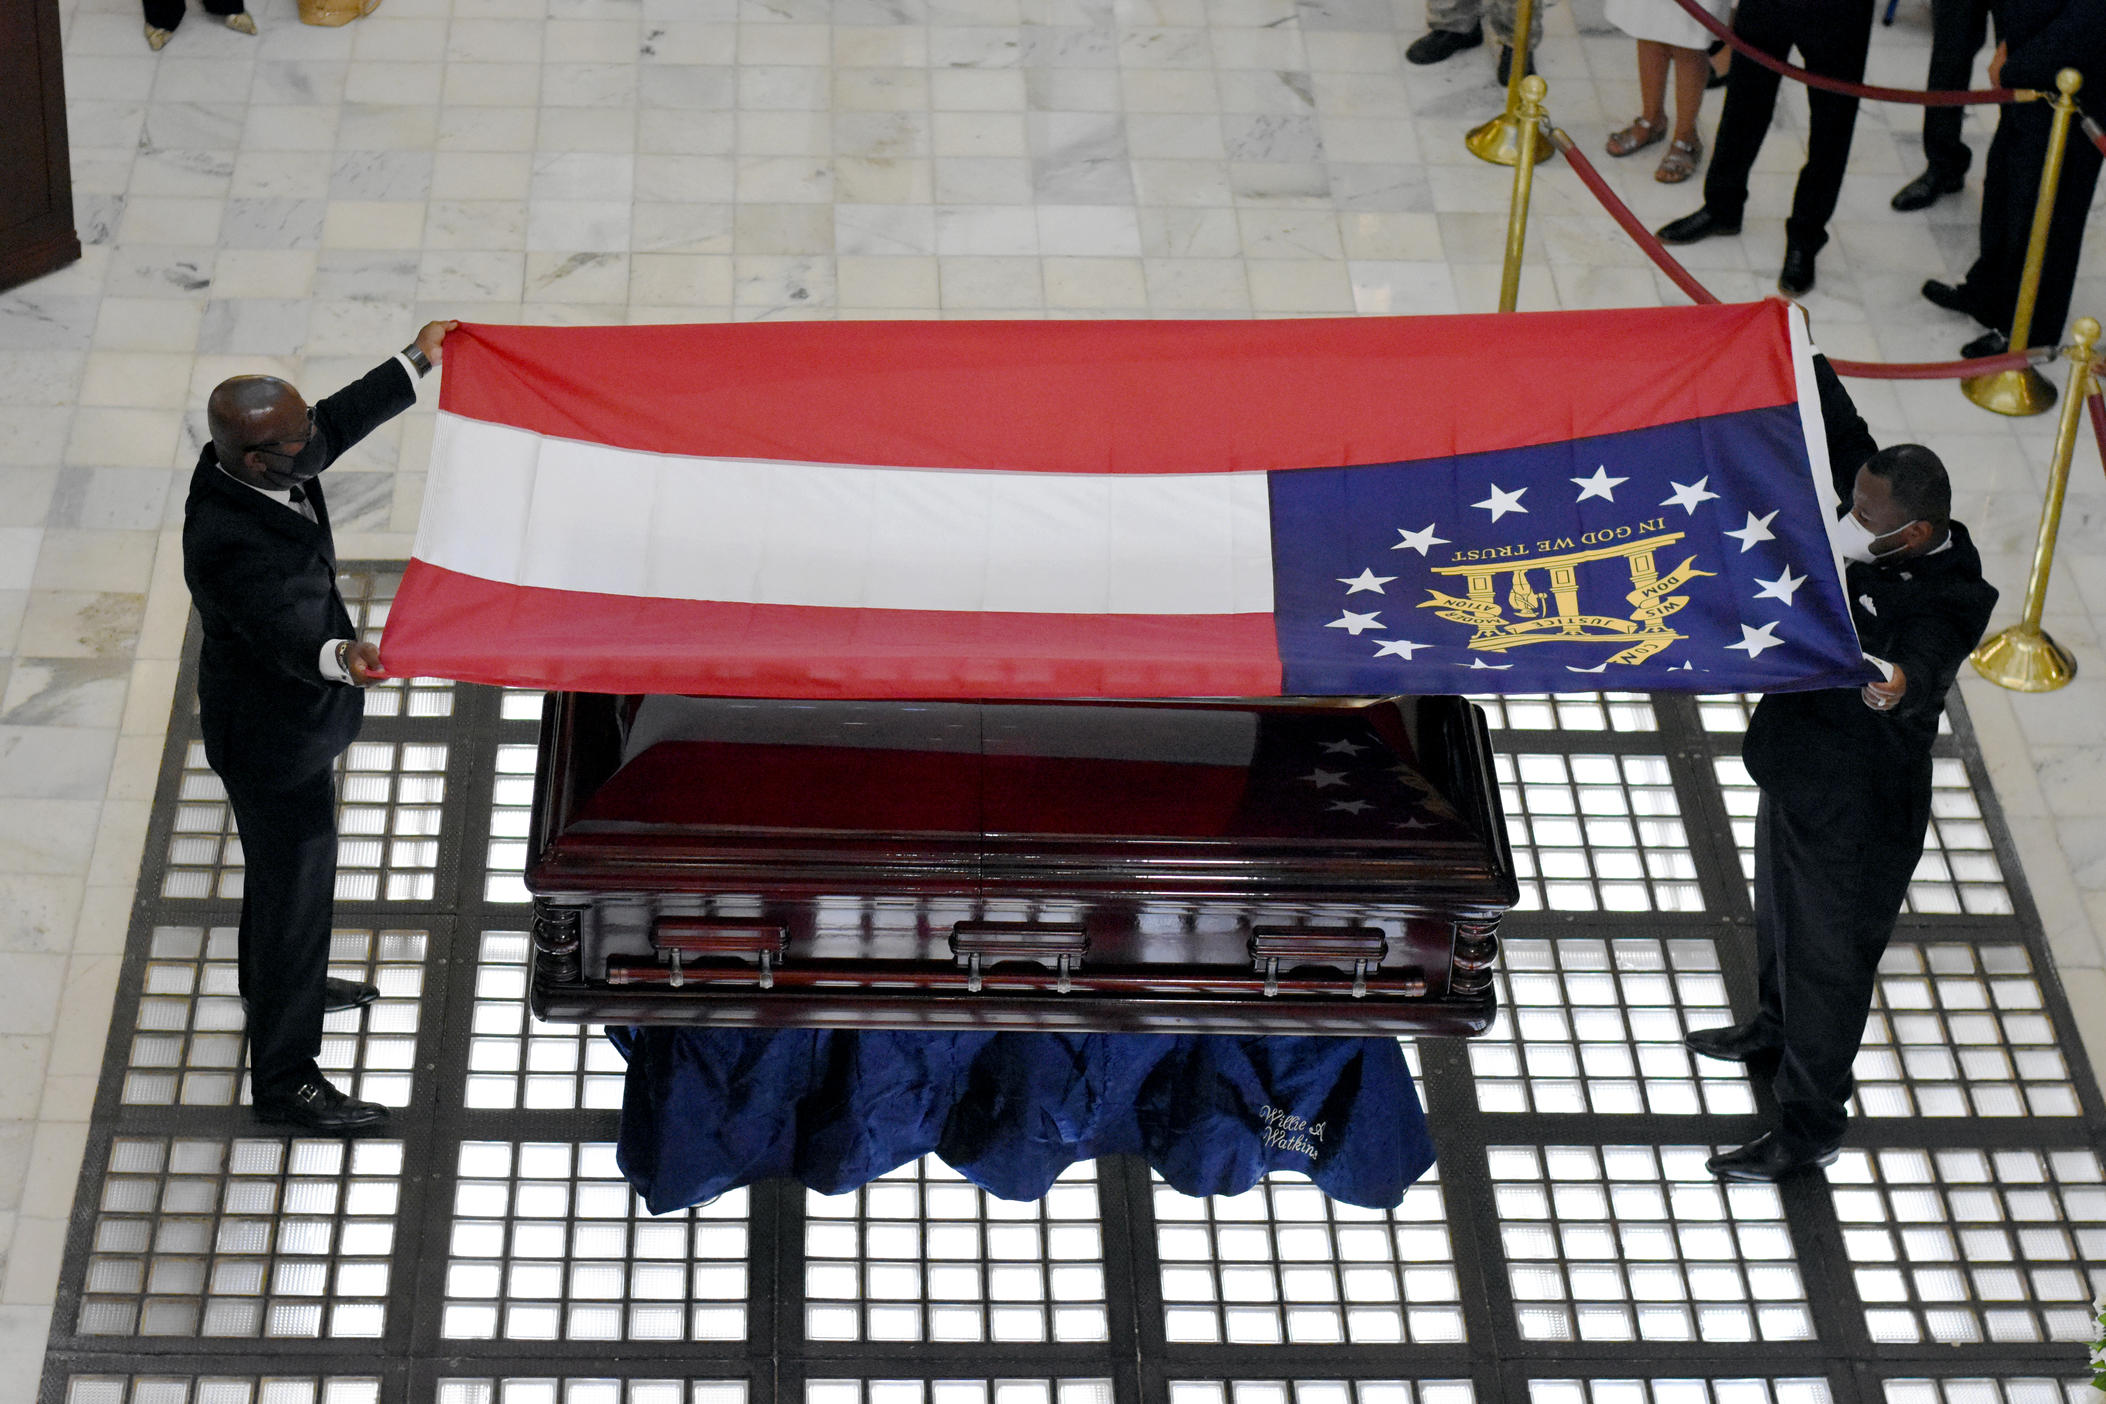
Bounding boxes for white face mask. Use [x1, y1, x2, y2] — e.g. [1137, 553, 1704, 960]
[1832, 511, 1922, 565]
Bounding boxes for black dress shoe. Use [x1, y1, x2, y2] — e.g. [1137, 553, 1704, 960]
[1683, 1021, 1782, 1063]
[1706, 1132, 1840, 1182]
[1495, 44, 1535, 86]
[1406, 24, 1481, 64]
[253, 1075, 390, 1133]
[1891, 169, 1965, 212]
[1777, 245, 1817, 297]
[1961, 329, 2009, 358]
[1655, 208, 1741, 244]
[325, 976, 381, 1012]
[1921, 277, 1984, 319]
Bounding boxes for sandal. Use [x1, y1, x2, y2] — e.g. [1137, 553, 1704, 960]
[1655, 137, 1703, 184]
[1606, 116, 1667, 158]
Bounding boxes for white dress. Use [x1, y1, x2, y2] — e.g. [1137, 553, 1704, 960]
[1604, 0, 1730, 51]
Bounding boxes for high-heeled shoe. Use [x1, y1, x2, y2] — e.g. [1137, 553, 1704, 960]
[144, 22, 173, 49]
[224, 10, 258, 32]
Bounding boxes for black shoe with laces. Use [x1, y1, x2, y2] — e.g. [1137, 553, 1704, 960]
[1778, 244, 1817, 297]
[1962, 329, 2010, 359]
[1891, 169, 1965, 212]
[1921, 278, 1986, 321]
[325, 976, 381, 1012]
[1706, 1132, 1840, 1182]
[254, 1074, 390, 1132]
[1655, 208, 1741, 244]
[1683, 1021, 1782, 1064]
[1406, 24, 1482, 64]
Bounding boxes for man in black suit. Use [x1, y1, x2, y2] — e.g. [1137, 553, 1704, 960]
[1652, 0, 1879, 298]
[1683, 362, 1999, 1181]
[1921, 0, 2105, 356]
[183, 319, 457, 1132]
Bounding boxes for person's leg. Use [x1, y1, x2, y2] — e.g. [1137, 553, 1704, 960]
[1765, 800, 1924, 1152]
[1920, 0, 1989, 180]
[2016, 134, 2103, 347]
[1782, 0, 1875, 256]
[1699, 0, 1792, 225]
[141, 0, 184, 30]
[1749, 798, 1788, 1046]
[1667, 44, 1709, 143]
[1483, 0, 1544, 50]
[1425, 0, 1485, 35]
[225, 767, 338, 1102]
[1638, 41, 1670, 127]
[1962, 104, 2045, 336]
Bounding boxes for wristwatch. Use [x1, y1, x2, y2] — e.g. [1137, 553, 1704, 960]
[335, 639, 355, 676]
[401, 343, 433, 376]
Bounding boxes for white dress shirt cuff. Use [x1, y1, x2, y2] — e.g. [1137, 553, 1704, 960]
[320, 639, 354, 684]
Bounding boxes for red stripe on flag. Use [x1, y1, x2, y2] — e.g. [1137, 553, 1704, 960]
[437, 303, 1800, 474]
[382, 560, 1286, 698]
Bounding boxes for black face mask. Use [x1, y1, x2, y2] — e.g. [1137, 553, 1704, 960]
[252, 425, 329, 489]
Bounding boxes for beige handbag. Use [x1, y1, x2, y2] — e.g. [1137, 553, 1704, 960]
[298, 0, 381, 25]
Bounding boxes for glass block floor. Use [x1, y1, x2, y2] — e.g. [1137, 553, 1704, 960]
[40, 571, 2104, 1404]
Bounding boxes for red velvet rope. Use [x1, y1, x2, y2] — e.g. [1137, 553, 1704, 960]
[2085, 115, 2106, 159]
[2090, 391, 2106, 475]
[1550, 129, 2042, 382]
[1663, 0, 2025, 106]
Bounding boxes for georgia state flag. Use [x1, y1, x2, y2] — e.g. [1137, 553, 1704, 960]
[380, 300, 1869, 698]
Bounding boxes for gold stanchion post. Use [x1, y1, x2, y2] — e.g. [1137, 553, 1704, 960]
[1970, 315, 2100, 691]
[1498, 76, 1549, 313]
[1466, 0, 1549, 167]
[1963, 68, 2083, 417]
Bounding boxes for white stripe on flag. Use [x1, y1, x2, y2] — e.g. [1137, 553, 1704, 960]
[417, 412, 1278, 614]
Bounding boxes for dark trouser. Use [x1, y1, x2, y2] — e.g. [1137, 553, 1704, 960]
[1749, 794, 1924, 1151]
[1920, 0, 1992, 180]
[1959, 99, 2106, 345]
[142, 0, 247, 30]
[223, 765, 338, 1101]
[1702, 0, 1876, 255]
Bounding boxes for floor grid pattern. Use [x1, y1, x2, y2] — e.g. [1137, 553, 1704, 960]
[38, 568, 2104, 1403]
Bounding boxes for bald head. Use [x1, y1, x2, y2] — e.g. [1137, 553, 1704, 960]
[208, 375, 310, 486]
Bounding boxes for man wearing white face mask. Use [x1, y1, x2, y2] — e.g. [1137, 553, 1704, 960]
[1683, 374, 1999, 1182]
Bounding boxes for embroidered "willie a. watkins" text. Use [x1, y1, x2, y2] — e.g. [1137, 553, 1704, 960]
[1259, 1105, 1326, 1160]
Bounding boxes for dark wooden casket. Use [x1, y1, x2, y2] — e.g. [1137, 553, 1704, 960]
[525, 693, 1516, 1036]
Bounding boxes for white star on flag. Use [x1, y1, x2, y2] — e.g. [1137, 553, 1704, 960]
[1393, 523, 1449, 555]
[1321, 739, 1367, 756]
[1338, 568, 1396, 594]
[1328, 799, 1374, 815]
[1326, 610, 1383, 636]
[1392, 817, 1431, 830]
[1565, 663, 1610, 673]
[1753, 565, 1806, 606]
[1727, 621, 1785, 658]
[1723, 509, 1779, 552]
[1473, 483, 1528, 521]
[1466, 658, 1514, 670]
[1571, 465, 1627, 502]
[1372, 638, 1431, 659]
[1304, 769, 1348, 788]
[1661, 476, 1721, 515]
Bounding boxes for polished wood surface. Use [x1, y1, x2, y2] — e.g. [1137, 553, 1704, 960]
[0, 0, 81, 292]
[526, 694, 1516, 1035]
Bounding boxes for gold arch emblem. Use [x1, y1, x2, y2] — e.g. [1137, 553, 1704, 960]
[1419, 531, 1714, 666]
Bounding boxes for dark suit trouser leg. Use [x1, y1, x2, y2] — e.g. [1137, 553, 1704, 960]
[226, 767, 338, 1101]
[1963, 104, 2105, 345]
[1755, 793, 1924, 1151]
[141, 0, 186, 28]
[1701, 0, 1793, 225]
[1920, 0, 1990, 179]
[1781, 1, 1874, 256]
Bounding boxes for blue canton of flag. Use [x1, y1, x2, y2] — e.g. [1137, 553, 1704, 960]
[1269, 407, 1873, 695]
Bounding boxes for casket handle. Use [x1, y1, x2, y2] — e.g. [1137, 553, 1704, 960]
[1250, 926, 1388, 999]
[652, 918, 788, 990]
[950, 921, 1089, 994]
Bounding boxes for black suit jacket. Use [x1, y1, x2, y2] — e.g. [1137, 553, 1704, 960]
[183, 358, 416, 788]
[1995, 0, 2106, 95]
